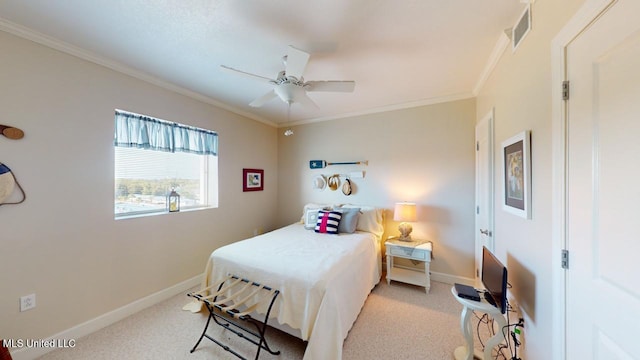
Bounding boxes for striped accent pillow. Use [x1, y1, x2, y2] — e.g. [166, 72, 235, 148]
[314, 210, 342, 234]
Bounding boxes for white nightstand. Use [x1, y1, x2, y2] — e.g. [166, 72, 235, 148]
[385, 237, 432, 293]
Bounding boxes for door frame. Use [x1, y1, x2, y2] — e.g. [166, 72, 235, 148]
[475, 108, 495, 282]
[550, 0, 617, 358]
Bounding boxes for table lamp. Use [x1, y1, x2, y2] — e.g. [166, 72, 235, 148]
[394, 202, 417, 241]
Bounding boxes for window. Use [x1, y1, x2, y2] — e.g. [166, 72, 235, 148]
[114, 110, 218, 218]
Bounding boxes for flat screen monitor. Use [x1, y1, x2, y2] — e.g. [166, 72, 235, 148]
[481, 246, 508, 314]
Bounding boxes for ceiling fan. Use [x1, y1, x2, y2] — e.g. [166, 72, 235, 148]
[221, 45, 355, 108]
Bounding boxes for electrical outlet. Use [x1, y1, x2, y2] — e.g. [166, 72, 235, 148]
[20, 293, 36, 312]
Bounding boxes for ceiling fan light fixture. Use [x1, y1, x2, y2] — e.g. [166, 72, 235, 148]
[274, 82, 305, 104]
[222, 45, 355, 109]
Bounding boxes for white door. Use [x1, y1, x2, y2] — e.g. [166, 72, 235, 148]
[566, 0, 640, 358]
[475, 110, 494, 282]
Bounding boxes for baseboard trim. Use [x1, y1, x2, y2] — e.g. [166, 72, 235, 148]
[10, 274, 202, 360]
[430, 271, 475, 286]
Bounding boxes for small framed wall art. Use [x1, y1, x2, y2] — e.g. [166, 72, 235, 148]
[502, 131, 531, 219]
[243, 168, 264, 192]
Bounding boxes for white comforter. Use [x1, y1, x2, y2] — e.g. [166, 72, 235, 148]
[207, 223, 381, 360]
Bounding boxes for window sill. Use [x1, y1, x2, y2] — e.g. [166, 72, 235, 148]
[115, 205, 215, 220]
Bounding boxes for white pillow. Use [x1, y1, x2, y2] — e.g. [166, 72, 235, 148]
[338, 204, 384, 238]
[301, 203, 333, 228]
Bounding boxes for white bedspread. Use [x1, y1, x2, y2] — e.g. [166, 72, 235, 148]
[207, 223, 381, 360]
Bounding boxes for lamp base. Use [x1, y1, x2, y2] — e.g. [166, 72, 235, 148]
[398, 222, 413, 242]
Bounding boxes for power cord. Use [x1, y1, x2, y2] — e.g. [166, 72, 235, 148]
[509, 317, 525, 360]
[473, 299, 525, 360]
[473, 311, 490, 349]
[500, 305, 525, 360]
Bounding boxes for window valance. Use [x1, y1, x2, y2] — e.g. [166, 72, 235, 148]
[114, 110, 218, 156]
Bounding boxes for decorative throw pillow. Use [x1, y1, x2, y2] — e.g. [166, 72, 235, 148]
[304, 208, 322, 229]
[314, 210, 342, 234]
[300, 203, 332, 223]
[337, 207, 361, 233]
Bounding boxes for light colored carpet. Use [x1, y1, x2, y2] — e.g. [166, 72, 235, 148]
[38, 278, 487, 360]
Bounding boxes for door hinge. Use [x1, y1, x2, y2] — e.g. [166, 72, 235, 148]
[476, 141, 480, 151]
[562, 80, 570, 100]
[561, 249, 569, 269]
[476, 206, 480, 214]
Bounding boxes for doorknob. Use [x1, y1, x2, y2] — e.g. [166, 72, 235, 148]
[480, 229, 492, 236]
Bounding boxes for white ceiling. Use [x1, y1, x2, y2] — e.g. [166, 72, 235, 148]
[0, 1, 525, 127]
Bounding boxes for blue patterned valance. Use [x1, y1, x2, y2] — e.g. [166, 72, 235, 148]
[114, 110, 218, 156]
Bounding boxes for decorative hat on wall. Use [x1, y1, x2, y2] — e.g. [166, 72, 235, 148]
[312, 175, 326, 191]
[342, 178, 352, 195]
[327, 175, 340, 191]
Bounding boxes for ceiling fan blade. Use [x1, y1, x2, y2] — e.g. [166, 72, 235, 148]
[249, 89, 278, 107]
[285, 45, 310, 80]
[306, 80, 356, 92]
[295, 91, 319, 109]
[220, 65, 275, 83]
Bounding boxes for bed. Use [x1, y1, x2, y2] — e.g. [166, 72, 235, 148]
[189, 204, 384, 360]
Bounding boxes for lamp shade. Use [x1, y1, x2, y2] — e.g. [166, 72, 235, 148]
[394, 202, 417, 222]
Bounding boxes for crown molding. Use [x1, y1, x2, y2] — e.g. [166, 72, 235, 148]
[472, 32, 511, 96]
[280, 92, 475, 128]
[1, 16, 508, 129]
[282, 34, 510, 128]
[0, 18, 277, 128]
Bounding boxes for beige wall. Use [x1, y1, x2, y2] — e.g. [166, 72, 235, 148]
[1, 1, 595, 357]
[476, 1, 585, 359]
[277, 98, 477, 279]
[0, 31, 278, 340]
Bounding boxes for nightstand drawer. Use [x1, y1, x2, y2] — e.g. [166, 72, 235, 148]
[385, 238, 432, 293]
[389, 246, 428, 260]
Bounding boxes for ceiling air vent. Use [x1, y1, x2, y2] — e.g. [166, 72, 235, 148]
[512, 4, 531, 52]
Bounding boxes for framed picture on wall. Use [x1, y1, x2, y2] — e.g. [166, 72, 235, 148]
[243, 168, 264, 192]
[502, 131, 531, 219]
